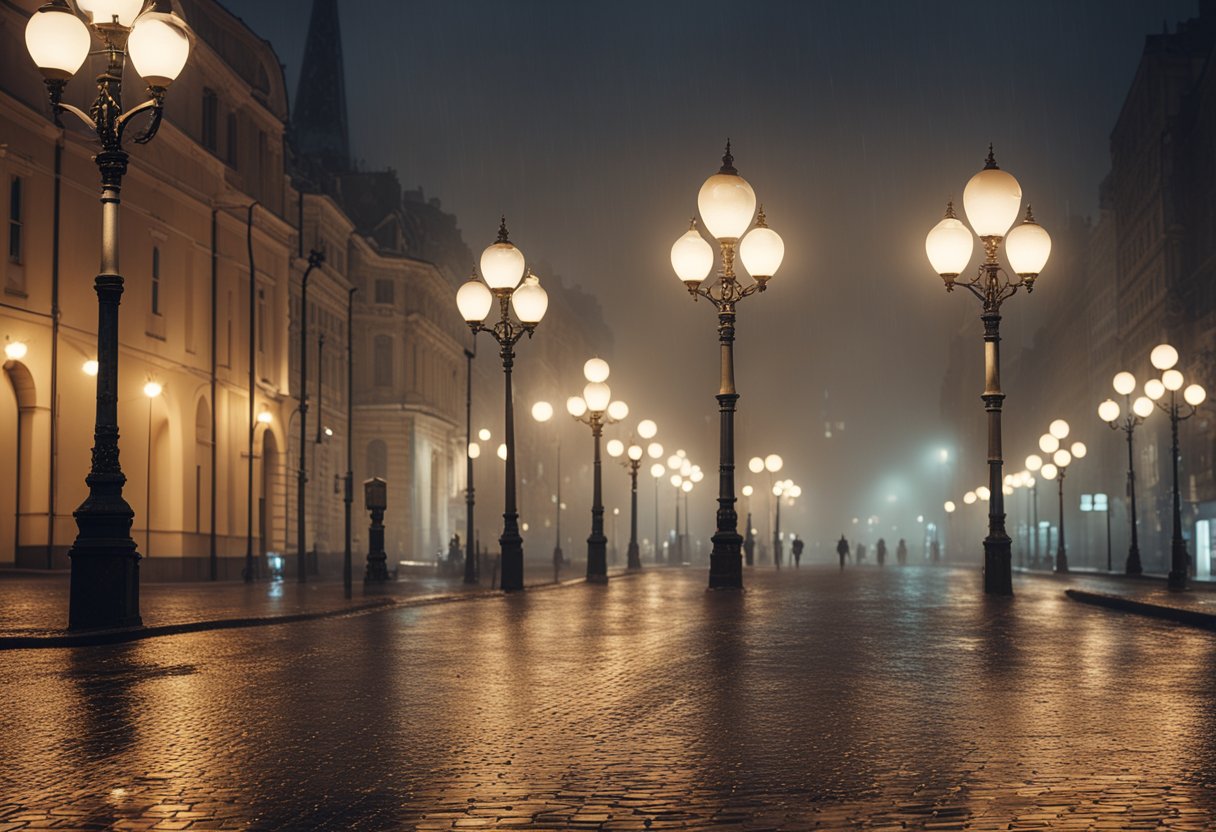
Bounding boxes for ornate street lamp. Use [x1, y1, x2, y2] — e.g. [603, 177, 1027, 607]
[607, 419, 659, 571]
[925, 146, 1052, 596]
[748, 454, 786, 567]
[531, 400, 562, 572]
[671, 143, 786, 589]
[649, 462, 666, 563]
[456, 219, 549, 591]
[1144, 344, 1208, 590]
[1024, 455, 1047, 568]
[26, 0, 191, 630]
[741, 484, 756, 566]
[1035, 423, 1086, 574]
[292, 249, 325, 585]
[567, 358, 628, 583]
[1098, 372, 1155, 575]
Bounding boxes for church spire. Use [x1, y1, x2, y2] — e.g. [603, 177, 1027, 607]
[293, 0, 350, 172]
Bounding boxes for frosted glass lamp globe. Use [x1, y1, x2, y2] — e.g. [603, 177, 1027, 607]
[963, 152, 1022, 237]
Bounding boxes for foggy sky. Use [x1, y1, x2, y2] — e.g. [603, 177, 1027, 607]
[219, 0, 1196, 545]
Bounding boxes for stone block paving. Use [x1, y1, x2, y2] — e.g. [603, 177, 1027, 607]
[0, 566, 1213, 830]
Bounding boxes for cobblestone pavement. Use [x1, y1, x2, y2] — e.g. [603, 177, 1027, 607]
[0, 567, 571, 637]
[1017, 568, 1216, 615]
[1, 566, 1214, 831]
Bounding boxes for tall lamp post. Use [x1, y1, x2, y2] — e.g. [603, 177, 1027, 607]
[294, 249, 325, 584]
[463, 341, 477, 584]
[343, 286, 356, 598]
[649, 462, 666, 563]
[530, 400, 563, 572]
[1025, 454, 1046, 567]
[566, 358, 628, 583]
[1098, 372, 1154, 575]
[455, 220, 549, 592]
[742, 484, 756, 566]
[748, 454, 785, 567]
[1036, 420, 1086, 574]
[1143, 344, 1207, 590]
[25, 0, 191, 630]
[670, 144, 786, 590]
[607, 421, 660, 571]
[925, 147, 1052, 596]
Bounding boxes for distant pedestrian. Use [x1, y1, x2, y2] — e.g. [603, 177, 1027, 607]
[876, 538, 887, 567]
[856, 543, 866, 564]
[930, 539, 941, 563]
[743, 518, 756, 567]
[836, 535, 850, 570]
[896, 538, 908, 566]
[792, 535, 804, 568]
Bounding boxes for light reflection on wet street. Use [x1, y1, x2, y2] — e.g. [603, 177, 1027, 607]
[1, 567, 1213, 830]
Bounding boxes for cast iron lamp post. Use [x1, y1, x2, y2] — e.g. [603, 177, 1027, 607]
[1025, 454, 1046, 567]
[1035, 421, 1086, 574]
[25, 0, 191, 630]
[567, 358, 628, 583]
[670, 143, 786, 590]
[292, 249, 326, 584]
[925, 147, 1052, 595]
[607, 419, 659, 571]
[141, 379, 161, 560]
[456, 219, 549, 592]
[748, 454, 785, 566]
[649, 462, 665, 563]
[742, 484, 756, 566]
[531, 400, 563, 572]
[1098, 373, 1155, 575]
[1143, 344, 1208, 590]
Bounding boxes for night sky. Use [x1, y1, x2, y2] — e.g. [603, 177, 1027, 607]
[220, 0, 1196, 541]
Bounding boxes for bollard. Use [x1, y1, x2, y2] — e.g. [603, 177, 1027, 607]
[363, 477, 390, 585]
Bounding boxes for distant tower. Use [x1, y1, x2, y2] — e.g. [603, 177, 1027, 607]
[293, 0, 350, 172]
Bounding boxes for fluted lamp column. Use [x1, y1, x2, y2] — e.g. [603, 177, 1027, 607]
[924, 146, 1052, 596]
[456, 219, 549, 592]
[567, 358, 628, 584]
[1143, 344, 1207, 590]
[1098, 373, 1155, 575]
[671, 143, 786, 590]
[26, 0, 191, 630]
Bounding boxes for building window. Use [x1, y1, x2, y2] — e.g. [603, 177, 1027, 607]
[373, 335, 393, 388]
[151, 246, 161, 315]
[202, 88, 218, 151]
[375, 279, 394, 305]
[8, 177, 22, 263]
[226, 112, 239, 168]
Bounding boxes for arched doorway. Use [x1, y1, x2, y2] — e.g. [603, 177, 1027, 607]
[1, 360, 36, 567]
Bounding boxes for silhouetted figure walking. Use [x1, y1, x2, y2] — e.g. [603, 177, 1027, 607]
[930, 539, 941, 563]
[896, 538, 908, 566]
[856, 543, 866, 564]
[836, 535, 849, 570]
[744, 513, 756, 567]
[791, 536, 804, 568]
[876, 538, 887, 567]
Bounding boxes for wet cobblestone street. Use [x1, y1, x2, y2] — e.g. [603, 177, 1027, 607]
[1, 566, 1214, 830]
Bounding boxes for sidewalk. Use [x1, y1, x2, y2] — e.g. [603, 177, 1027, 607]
[1017, 567, 1216, 630]
[0, 563, 628, 648]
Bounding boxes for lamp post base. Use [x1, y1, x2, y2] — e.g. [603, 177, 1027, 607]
[587, 534, 608, 583]
[1125, 545, 1143, 576]
[500, 529, 524, 592]
[982, 533, 1013, 596]
[68, 545, 142, 631]
[626, 542, 641, 570]
[1168, 537, 1189, 590]
[708, 530, 743, 590]
[1054, 549, 1069, 574]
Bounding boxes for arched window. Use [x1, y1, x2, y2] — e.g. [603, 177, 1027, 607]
[366, 439, 388, 480]
[374, 335, 393, 388]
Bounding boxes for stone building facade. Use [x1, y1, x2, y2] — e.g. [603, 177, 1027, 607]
[0, 0, 610, 579]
